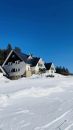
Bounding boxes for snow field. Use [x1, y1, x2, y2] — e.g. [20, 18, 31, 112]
[0, 73, 73, 129]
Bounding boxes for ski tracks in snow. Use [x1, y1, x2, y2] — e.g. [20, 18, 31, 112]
[35, 110, 71, 130]
[64, 123, 73, 130]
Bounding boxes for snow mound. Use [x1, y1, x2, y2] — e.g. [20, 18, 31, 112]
[11, 86, 64, 99]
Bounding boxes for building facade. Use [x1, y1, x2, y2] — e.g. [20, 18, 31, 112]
[2, 50, 46, 79]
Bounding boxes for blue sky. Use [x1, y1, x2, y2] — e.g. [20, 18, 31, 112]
[0, 0, 73, 72]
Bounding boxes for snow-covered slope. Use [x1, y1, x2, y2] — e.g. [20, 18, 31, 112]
[0, 74, 73, 130]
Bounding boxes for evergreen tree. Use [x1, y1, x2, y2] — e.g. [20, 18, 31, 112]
[0, 43, 22, 65]
[56, 66, 70, 75]
[7, 43, 12, 52]
[4, 43, 12, 58]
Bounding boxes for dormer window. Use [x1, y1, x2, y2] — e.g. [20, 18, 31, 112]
[15, 60, 20, 64]
[8, 62, 12, 65]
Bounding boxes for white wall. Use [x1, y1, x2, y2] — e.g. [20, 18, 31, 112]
[35, 58, 45, 73]
[48, 63, 56, 75]
[3, 61, 26, 77]
[26, 64, 32, 77]
[26, 64, 31, 71]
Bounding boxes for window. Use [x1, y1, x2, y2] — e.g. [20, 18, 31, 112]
[8, 62, 12, 65]
[51, 70, 54, 73]
[51, 67, 54, 70]
[11, 68, 15, 72]
[38, 63, 43, 67]
[9, 70, 11, 73]
[18, 68, 20, 71]
[11, 68, 20, 73]
[15, 61, 17, 64]
[15, 60, 20, 64]
[15, 69, 18, 72]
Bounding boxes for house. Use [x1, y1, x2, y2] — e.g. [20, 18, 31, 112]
[45, 63, 56, 75]
[2, 50, 45, 79]
[2, 50, 27, 79]
[27, 57, 46, 74]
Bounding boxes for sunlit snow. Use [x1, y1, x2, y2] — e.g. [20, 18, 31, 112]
[0, 73, 73, 130]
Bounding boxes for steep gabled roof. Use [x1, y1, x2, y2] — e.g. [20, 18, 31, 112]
[27, 57, 40, 67]
[15, 51, 29, 62]
[2, 50, 40, 67]
[45, 63, 52, 70]
[2, 50, 29, 66]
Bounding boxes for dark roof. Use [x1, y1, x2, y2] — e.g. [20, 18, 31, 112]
[2, 49, 41, 67]
[45, 63, 52, 70]
[27, 57, 40, 67]
[14, 50, 29, 62]
[14, 50, 40, 66]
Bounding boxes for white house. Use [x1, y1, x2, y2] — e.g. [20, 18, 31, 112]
[2, 50, 29, 79]
[27, 57, 46, 74]
[2, 50, 45, 79]
[45, 63, 56, 75]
